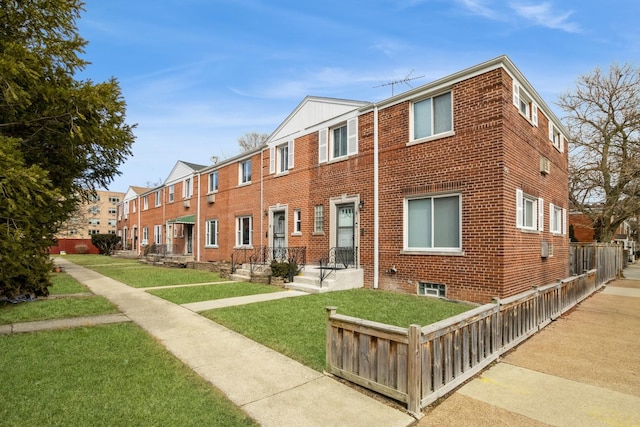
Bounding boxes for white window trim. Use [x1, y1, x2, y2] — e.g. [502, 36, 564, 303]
[154, 225, 162, 245]
[270, 141, 295, 175]
[143, 195, 148, 210]
[319, 117, 358, 164]
[208, 171, 219, 193]
[549, 203, 567, 235]
[292, 209, 302, 235]
[403, 193, 462, 253]
[235, 215, 253, 247]
[516, 189, 543, 232]
[409, 91, 455, 144]
[168, 185, 175, 203]
[239, 160, 252, 185]
[155, 190, 162, 207]
[313, 205, 324, 234]
[205, 219, 219, 247]
[512, 80, 538, 127]
[548, 121, 565, 153]
[183, 178, 192, 199]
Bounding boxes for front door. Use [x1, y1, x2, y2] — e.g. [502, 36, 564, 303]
[185, 225, 193, 254]
[273, 211, 286, 260]
[336, 204, 354, 267]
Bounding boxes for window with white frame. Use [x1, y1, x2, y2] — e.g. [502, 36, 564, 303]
[270, 142, 294, 174]
[293, 209, 302, 234]
[154, 225, 162, 245]
[132, 200, 136, 213]
[205, 219, 219, 247]
[418, 282, 446, 298]
[236, 216, 252, 247]
[512, 80, 539, 126]
[183, 178, 192, 198]
[143, 195, 148, 210]
[405, 194, 461, 252]
[549, 203, 566, 234]
[516, 189, 544, 231]
[155, 190, 162, 207]
[239, 160, 252, 184]
[142, 227, 148, 244]
[88, 218, 100, 225]
[412, 91, 453, 141]
[169, 185, 175, 203]
[548, 122, 565, 152]
[318, 117, 358, 163]
[209, 171, 218, 192]
[108, 196, 120, 203]
[108, 219, 116, 226]
[314, 205, 324, 233]
[108, 208, 116, 215]
[88, 206, 100, 215]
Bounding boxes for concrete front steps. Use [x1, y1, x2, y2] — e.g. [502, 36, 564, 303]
[286, 265, 363, 294]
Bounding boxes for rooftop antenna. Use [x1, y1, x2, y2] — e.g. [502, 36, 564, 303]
[374, 69, 425, 96]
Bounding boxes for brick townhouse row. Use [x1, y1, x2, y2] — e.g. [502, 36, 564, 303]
[117, 55, 569, 303]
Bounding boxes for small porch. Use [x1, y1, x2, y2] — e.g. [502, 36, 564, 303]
[230, 246, 363, 293]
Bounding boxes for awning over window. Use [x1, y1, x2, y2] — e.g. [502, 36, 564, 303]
[168, 214, 195, 224]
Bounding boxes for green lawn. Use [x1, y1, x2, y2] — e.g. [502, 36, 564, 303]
[57, 253, 140, 266]
[0, 323, 257, 426]
[48, 271, 91, 295]
[0, 296, 118, 325]
[202, 288, 471, 372]
[147, 282, 283, 304]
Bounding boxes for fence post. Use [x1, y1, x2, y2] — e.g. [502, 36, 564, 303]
[325, 307, 337, 373]
[407, 324, 421, 416]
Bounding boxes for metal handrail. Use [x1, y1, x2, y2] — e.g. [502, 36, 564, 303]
[319, 246, 357, 286]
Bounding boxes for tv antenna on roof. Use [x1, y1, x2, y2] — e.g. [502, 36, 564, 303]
[374, 69, 425, 96]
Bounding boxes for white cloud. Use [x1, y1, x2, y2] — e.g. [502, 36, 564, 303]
[457, 0, 504, 20]
[510, 2, 581, 33]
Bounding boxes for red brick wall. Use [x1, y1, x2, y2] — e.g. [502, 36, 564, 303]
[51, 239, 100, 255]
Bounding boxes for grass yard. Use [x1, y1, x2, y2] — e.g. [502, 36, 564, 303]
[202, 288, 472, 372]
[147, 282, 283, 304]
[0, 323, 257, 426]
[0, 296, 118, 325]
[57, 254, 140, 266]
[48, 271, 91, 295]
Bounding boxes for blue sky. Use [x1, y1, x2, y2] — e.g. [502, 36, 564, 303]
[77, 0, 639, 192]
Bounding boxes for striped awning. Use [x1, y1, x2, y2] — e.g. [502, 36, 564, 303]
[168, 214, 195, 224]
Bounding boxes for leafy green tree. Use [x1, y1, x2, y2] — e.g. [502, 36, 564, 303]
[0, 0, 135, 297]
[559, 63, 640, 242]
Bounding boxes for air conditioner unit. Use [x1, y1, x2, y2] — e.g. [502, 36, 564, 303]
[183, 200, 190, 208]
[541, 241, 553, 258]
[207, 194, 216, 204]
[540, 156, 551, 175]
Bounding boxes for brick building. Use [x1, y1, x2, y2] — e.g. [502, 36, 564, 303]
[117, 55, 570, 303]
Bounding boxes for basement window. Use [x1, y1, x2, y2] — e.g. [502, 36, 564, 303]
[418, 282, 446, 298]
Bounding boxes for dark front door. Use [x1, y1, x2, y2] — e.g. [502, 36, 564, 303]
[273, 211, 286, 260]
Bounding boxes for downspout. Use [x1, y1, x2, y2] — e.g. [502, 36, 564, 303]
[260, 149, 264, 247]
[196, 174, 201, 261]
[137, 195, 141, 256]
[373, 105, 379, 289]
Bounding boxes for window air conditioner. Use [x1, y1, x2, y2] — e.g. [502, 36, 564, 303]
[183, 200, 190, 208]
[207, 194, 216, 203]
[540, 157, 551, 175]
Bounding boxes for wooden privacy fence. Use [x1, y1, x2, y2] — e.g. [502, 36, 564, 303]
[326, 269, 606, 416]
[570, 243, 623, 284]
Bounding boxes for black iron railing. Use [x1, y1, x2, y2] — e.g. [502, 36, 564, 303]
[318, 246, 357, 287]
[231, 246, 307, 277]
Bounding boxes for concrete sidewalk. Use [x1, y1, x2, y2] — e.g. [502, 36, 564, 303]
[54, 258, 415, 427]
[419, 263, 640, 427]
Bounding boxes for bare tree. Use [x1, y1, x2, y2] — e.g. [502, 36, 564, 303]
[559, 63, 640, 242]
[237, 132, 269, 153]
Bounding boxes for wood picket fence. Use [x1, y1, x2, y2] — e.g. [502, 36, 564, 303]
[326, 263, 618, 416]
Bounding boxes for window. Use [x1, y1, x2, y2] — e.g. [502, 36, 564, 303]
[155, 190, 162, 207]
[154, 225, 162, 245]
[240, 160, 252, 184]
[169, 184, 175, 203]
[183, 178, 192, 198]
[108, 208, 116, 215]
[88, 219, 100, 225]
[516, 189, 543, 231]
[132, 200, 136, 213]
[548, 122, 565, 152]
[108, 196, 120, 203]
[142, 227, 149, 244]
[88, 229, 99, 236]
[314, 205, 324, 233]
[413, 91, 453, 141]
[108, 219, 117, 226]
[236, 216, 252, 247]
[108, 230, 116, 235]
[143, 195, 148, 210]
[332, 125, 348, 159]
[550, 203, 566, 234]
[512, 81, 538, 126]
[319, 118, 358, 163]
[293, 209, 302, 234]
[405, 194, 461, 252]
[270, 142, 295, 174]
[88, 206, 100, 215]
[89, 194, 100, 203]
[209, 171, 218, 192]
[205, 219, 219, 247]
[418, 282, 446, 298]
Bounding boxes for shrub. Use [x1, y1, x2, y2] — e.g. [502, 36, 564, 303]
[270, 261, 300, 281]
[91, 234, 121, 256]
[74, 244, 88, 254]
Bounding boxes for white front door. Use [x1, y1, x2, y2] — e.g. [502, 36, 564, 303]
[336, 204, 354, 266]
